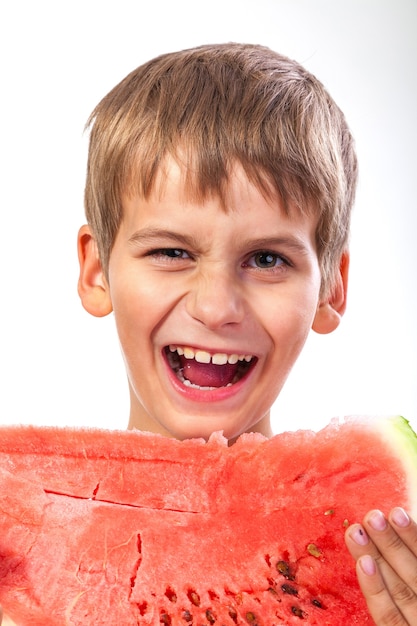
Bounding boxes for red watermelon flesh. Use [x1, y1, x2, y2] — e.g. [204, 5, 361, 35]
[0, 416, 416, 625]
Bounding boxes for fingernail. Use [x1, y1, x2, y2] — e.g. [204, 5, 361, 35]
[350, 524, 369, 546]
[367, 509, 387, 531]
[391, 507, 410, 528]
[359, 555, 376, 576]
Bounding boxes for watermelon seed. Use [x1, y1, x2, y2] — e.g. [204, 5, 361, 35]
[311, 598, 324, 609]
[307, 543, 322, 558]
[281, 583, 298, 596]
[228, 606, 238, 623]
[324, 509, 335, 516]
[276, 560, 295, 580]
[245, 611, 259, 625]
[160, 612, 172, 625]
[187, 589, 201, 606]
[182, 609, 193, 622]
[206, 609, 216, 624]
[291, 606, 306, 619]
[165, 586, 177, 603]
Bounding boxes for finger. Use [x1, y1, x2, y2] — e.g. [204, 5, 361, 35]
[355, 555, 409, 626]
[364, 509, 417, 594]
[345, 522, 371, 559]
[344, 520, 403, 593]
[388, 508, 417, 559]
[345, 514, 417, 625]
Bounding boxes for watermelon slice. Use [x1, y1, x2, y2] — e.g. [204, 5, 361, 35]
[0, 416, 416, 625]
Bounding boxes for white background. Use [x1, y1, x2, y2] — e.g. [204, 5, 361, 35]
[0, 0, 416, 434]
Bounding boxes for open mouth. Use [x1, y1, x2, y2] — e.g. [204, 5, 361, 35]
[165, 345, 256, 390]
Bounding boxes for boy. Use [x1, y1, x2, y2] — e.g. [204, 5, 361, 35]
[73, 43, 416, 625]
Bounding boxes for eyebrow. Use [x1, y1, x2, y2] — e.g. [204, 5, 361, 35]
[128, 228, 200, 249]
[240, 236, 312, 255]
[128, 227, 312, 255]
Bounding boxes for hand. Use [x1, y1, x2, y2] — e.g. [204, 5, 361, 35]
[345, 508, 417, 625]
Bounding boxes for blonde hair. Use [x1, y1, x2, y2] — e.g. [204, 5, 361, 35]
[84, 43, 357, 295]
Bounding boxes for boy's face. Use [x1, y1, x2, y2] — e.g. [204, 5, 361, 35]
[79, 159, 346, 441]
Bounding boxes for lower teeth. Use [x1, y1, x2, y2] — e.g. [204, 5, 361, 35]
[178, 368, 234, 391]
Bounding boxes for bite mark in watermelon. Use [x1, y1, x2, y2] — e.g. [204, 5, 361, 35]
[0, 416, 416, 625]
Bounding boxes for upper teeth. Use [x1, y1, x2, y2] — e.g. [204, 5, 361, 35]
[169, 345, 253, 366]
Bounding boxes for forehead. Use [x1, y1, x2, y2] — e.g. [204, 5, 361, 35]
[125, 153, 317, 222]
[124, 158, 265, 227]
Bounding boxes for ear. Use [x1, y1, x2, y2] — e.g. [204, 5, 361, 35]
[77, 225, 113, 317]
[312, 252, 349, 335]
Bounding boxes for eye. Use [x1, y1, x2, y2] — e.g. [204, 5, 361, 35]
[149, 248, 190, 260]
[246, 251, 287, 270]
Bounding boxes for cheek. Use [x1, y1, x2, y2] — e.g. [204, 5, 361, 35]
[110, 278, 173, 361]
[109, 282, 146, 357]
[263, 288, 319, 341]
[259, 302, 319, 379]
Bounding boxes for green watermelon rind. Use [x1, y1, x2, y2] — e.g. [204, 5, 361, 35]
[369, 415, 417, 517]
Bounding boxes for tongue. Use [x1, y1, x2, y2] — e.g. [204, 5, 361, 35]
[180, 356, 238, 387]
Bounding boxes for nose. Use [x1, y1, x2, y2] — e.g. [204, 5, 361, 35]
[185, 265, 245, 329]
